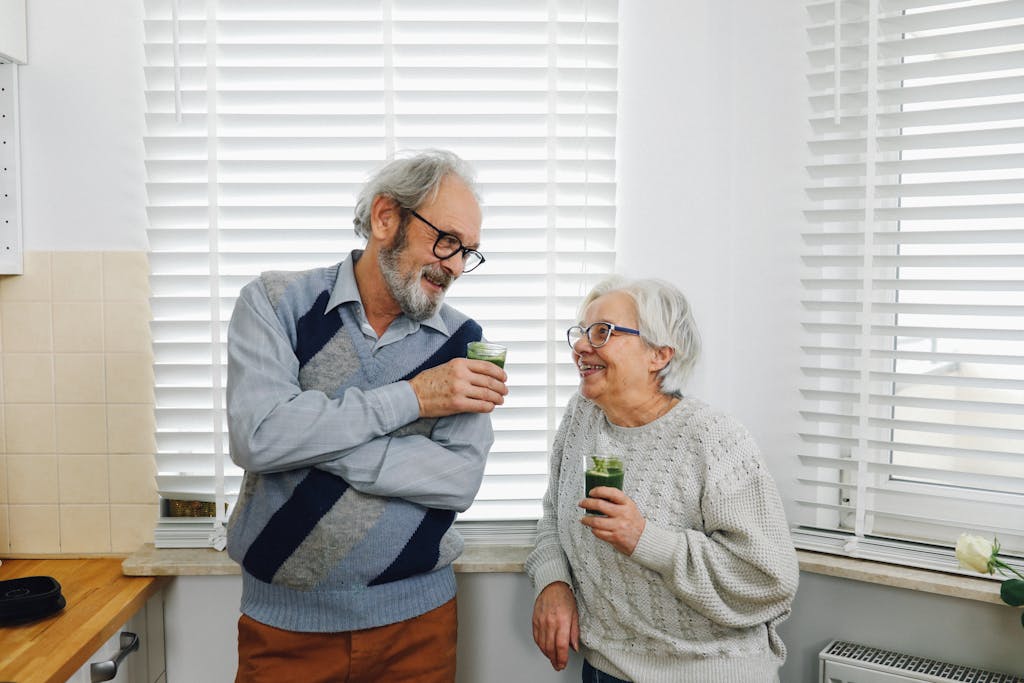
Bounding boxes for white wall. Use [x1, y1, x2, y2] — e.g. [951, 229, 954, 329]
[164, 574, 580, 683]
[165, 573, 1024, 682]
[616, 0, 806, 518]
[18, 0, 1024, 680]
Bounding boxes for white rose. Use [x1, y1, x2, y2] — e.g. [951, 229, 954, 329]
[955, 533, 994, 574]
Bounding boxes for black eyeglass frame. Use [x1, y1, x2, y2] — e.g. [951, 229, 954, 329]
[566, 321, 641, 350]
[407, 209, 486, 273]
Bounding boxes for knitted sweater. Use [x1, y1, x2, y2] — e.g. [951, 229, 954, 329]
[226, 256, 492, 632]
[525, 394, 799, 682]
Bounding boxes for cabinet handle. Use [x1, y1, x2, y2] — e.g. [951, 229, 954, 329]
[90, 631, 140, 682]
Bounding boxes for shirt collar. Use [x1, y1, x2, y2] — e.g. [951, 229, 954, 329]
[327, 249, 451, 336]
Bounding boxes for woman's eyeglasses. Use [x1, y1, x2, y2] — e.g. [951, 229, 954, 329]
[566, 322, 641, 350]
[408, 209, 486, 273]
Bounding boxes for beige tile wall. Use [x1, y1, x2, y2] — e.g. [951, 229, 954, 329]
[0, 251, 158, 555]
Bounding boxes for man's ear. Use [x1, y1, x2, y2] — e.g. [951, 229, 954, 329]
[370, 195, 401, 241]
[650, 345, 675, 373]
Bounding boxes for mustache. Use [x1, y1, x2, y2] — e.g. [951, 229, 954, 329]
[422, 263, 454, 290]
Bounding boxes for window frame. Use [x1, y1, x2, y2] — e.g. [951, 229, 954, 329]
[794, 0, 1024, 572]
[143, 0, 620, 547]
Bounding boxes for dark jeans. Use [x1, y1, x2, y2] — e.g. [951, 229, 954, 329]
[582, 660, 630, 683]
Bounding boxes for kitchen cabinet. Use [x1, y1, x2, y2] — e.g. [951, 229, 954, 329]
[0, 0, 27, 63]
[0, 558, 169, 683]
[65, 592, 165, 683]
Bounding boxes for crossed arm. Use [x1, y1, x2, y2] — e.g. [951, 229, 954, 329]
[226, 280, 507, 511]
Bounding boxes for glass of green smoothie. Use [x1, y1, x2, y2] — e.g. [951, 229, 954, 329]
[466, 341, 507, 368]
[584, 456, 624, 516]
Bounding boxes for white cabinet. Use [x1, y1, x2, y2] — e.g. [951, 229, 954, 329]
[0, 0, 27, 64]
[65, 593, 166, 683]
[0, 0, 24, 276]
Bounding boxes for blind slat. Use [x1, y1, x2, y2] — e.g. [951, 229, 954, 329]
[145, 0, 619, 543]
[798, 0, 1024, 563]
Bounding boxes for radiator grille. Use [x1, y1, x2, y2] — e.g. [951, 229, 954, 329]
[821, 640, 1024, 682]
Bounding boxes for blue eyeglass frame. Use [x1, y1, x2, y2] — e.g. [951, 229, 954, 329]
[566, 321, 641, 350]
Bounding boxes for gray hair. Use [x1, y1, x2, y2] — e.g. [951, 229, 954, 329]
[580, 276, 702, 397]
[352, 149, 479, 239]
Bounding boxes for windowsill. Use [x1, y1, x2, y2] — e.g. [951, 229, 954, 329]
[120, 543, 535, 576]
[122, 544, 1005, 606]
[794, 549, 1004, 605]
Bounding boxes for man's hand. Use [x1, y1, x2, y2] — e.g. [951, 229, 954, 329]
[531, 581, 579, 671]
[408, 357, 508, 418]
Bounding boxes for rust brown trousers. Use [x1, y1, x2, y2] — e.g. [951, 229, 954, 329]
[235, 598, 457, 683]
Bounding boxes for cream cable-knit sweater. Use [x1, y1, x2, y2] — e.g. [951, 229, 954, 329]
[526, 394, 799, 683]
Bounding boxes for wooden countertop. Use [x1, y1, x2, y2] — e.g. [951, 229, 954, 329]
[0, 558, 170, 683]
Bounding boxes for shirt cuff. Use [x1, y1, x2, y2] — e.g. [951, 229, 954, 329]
[629, 522, 680, 575]
[368, 381, 421, 432]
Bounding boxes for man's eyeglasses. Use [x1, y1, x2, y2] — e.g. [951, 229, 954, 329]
[408, 209, 486, 273]
[566, 321, 641, 350]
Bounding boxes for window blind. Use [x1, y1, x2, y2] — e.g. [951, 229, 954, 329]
[796, 0, 1024, 572]
[143, 0, 618, 542]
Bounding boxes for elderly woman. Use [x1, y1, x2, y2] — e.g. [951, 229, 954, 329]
[526, 276, 799, 683]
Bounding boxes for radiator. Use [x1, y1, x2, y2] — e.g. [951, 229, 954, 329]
[819, 640, 1024, 683]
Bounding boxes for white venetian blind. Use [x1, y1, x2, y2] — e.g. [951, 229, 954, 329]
[143, 0, 618, 535]
[795, 0, 1024, 570]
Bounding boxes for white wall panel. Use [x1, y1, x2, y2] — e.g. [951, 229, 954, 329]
[18, 0, 146, 250]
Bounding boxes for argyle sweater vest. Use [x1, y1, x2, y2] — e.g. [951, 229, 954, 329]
[226, 264, 482, 632]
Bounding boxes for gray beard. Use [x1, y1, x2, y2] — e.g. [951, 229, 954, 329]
[378, 229, 453, 321]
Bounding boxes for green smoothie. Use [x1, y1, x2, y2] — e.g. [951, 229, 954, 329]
[584, 456, 624, 516]
[467, 341, 507, 368]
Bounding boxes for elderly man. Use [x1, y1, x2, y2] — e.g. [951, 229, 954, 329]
[226, 150, 508, 682]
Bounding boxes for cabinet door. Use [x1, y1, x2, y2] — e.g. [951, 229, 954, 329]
[65, 630, 125, 683]
[65, 592, 165, 683]
[0, 0, 27, 63]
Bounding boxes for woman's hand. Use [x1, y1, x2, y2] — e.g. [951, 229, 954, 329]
[531, 581, 579, 671]
[579, 487, 646, 555]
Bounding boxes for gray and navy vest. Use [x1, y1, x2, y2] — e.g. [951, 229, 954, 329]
[227, 263, 482, 632]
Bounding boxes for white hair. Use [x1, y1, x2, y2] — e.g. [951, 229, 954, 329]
[580, 276, 702, 397]
[352, 149, 479, 239]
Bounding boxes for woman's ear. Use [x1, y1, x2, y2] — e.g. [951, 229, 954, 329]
[650, 345, 675, 373]
[369, 195, 401, 241]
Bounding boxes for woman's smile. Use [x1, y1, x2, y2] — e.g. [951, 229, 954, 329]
[577, 358, 606, 377]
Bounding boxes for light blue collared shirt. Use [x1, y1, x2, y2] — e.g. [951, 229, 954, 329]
[226, 251, 493, 511]
[326, 251, 450, 352]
